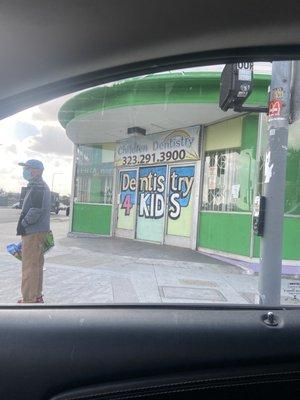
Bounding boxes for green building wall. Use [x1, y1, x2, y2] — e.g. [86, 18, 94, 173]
[198, 115, 300, 261]
[198, 114, 258, 256]
[198, 212, 252, 256]
[72, 203, 112, 235]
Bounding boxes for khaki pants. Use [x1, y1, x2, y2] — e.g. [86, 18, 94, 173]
[21, 232, 46, 303]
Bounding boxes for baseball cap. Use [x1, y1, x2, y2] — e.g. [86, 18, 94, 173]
[18, 159, 44, 170]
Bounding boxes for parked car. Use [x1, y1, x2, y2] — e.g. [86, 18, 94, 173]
[58, 202, 70, 216]
[51, 192, 60, 214]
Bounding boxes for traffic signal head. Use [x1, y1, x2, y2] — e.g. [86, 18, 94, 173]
[219, 63, 253, 111]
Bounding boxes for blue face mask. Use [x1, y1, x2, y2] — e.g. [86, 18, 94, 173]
[23, 169, 32, 181]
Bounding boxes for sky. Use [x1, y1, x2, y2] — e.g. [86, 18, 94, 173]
[0, 93, 75, 195]
[0, 62, 271, 196]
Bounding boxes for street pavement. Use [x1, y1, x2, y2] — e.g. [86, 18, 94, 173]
[0, 207, 299, 305]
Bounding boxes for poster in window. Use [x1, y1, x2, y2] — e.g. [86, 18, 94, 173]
[167, 165, 195, 237]
[117, 170, 137, 230]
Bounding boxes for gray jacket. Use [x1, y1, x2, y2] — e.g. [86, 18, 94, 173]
[17, 176, 51, 236]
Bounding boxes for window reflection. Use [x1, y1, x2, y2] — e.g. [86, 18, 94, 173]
[74, 144, 114, 204]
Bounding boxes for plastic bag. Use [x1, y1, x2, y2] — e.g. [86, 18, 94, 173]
[7, 231, 54, 261]
[6, 242, 22, 261]
[43, 231, 55, 254]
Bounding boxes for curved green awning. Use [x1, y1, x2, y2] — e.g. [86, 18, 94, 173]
[58, 72, 270, 129]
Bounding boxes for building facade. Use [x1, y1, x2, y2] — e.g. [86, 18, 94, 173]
[58, 72, 300, 269]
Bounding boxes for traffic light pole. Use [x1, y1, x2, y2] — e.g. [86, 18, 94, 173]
[258, 61, 293, 305]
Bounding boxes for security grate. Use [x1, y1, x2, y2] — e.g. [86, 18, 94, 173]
[202, 149, 240, 212]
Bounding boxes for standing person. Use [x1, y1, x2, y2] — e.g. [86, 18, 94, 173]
[16, 160, 51, 303]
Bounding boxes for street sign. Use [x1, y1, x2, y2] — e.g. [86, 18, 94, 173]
[268, 99, 282, 118]
[283, 281, 300, 299]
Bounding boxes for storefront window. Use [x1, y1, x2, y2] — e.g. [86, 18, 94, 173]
[202, 149, 240, 211]
[202, 115, 258, 213]
[74, 144, 114, 204]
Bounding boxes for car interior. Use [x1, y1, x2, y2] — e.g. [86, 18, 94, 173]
[1, 1, 300, 399]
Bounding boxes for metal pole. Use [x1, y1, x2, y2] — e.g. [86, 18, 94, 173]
[258, 61, 292, 305]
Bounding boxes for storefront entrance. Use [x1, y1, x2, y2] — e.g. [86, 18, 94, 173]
[115, 162, 199, 248]
[164, 164, 197, 248]
[136, 165, 167, 243]
[114, 125, 201, 248]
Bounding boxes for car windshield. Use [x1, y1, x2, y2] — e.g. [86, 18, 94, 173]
[0, 61, 299, 306]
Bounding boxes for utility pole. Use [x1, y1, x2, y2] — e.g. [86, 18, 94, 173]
[258, 61, 293, 305]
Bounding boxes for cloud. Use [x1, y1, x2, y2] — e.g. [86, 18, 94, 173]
[5, 144, 17, 153]
[26, 125, 73, 156]
[0, 90, 86, 194]
[0, 105, 74, 194]
[31, 93, 75, 123]
[54, 160, 61, 167]
[31, 111, 50, 122]
[14, 121, 39, 141]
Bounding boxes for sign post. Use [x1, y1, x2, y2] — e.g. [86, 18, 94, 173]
[258, 61, 293, 306]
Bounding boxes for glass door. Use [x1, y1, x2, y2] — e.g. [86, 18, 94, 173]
[165, 164, 197, 248]
[136, 165, 167, 243]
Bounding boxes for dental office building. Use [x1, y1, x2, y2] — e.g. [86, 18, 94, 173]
[58, 72, 300, 269]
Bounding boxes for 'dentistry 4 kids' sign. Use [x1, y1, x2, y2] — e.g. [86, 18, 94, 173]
[115, 126, 200, 167]
[117, 165, 195, 241]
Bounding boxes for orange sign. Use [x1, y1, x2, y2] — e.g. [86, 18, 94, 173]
[268, 100, 282, 117]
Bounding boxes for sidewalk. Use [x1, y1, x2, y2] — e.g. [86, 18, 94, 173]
[0, 239, 255, 304]
[0, 215, 299, 305]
